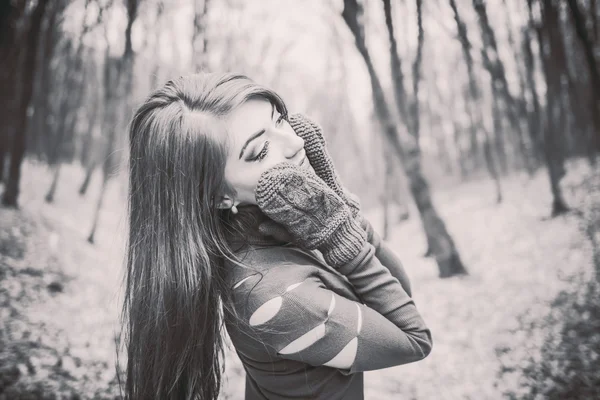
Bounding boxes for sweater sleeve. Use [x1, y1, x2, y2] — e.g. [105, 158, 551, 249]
[361, 217, 412, 297]
[230, 246, 432, 375]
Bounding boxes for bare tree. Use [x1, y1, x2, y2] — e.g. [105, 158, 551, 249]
[149, 1, 165, 90]
[0, 0, 27, 184]
[29, 0, 64, 161]
[449, 0, 502, 203]
[2, 0, 50, 207]
[343, 0, 468, 278]
[382, 0, 410, 130]
[88, 0, 139, 243]
[530, 0, 570, 216]
[522, 16, 544, 167]
[567, 0, 600, 153]
[78, 56, 102, 196]
[45, 45, 87, 202]
[501, 0, 530, 170]
[45, 0, 105, 203]
[382, 146, 393, 240]
[381, 0, 421, 235]
[410, 0, 424, 146]
[193, 0, 210, 71]
[472, 0, 533, 175]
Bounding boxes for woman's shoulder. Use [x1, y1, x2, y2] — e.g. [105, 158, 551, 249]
[225, 245, 327, 292]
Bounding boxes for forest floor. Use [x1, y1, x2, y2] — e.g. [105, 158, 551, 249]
[0, 158, 598, 399]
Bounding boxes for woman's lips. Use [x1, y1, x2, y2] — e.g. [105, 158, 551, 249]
[295, 149, 307, 167]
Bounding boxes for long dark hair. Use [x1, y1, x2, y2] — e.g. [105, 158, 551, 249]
[120, 72, 287, 399]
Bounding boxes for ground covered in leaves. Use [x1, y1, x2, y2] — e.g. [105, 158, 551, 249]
[0, 159, 598, 399]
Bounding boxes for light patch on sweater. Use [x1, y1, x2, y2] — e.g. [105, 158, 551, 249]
[249, 296, 282, 326]
[286, 280, 305, 292]
[323, 337, 358, 369]
[278, 294, 336, 355]
[233, 275, 254, 289]
[278, 323, 326, 354]
[327, 293, 336, 316]
[356, 304, 363, 334]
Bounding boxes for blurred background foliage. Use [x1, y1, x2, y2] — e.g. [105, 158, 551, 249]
[1, 0, 600, 398]
[2, 0, 598, 215]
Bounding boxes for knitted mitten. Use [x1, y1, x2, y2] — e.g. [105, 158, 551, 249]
[255, 162, 367, 267]
[287, 114, 361, 218]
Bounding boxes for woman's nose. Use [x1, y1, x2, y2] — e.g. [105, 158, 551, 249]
[272, 127, 305, 159]
[283, 134, 305, 160]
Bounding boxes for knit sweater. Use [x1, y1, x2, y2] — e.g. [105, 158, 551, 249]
[224, 208, 431, 400]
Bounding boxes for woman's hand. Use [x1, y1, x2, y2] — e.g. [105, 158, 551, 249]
[287, 114, 362, 218]
[255, 162, 366, 267]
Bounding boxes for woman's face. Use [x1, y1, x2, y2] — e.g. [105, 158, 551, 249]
[223, 98, 314, 206]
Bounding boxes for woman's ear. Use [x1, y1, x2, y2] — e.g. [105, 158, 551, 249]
[216, 197, 234, 209]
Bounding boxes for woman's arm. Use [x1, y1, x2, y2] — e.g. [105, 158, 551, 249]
[361, 217, 412, 297]
[231, 247, 431, 374]
[247, 164, 432, 373]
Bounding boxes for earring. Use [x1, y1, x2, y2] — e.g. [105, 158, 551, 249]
[230, 204, 238, 214]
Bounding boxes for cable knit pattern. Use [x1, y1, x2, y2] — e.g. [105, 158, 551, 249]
[288, 114, 361, 217]
[321, 217, 368, 267]
[255, 162, 367, 266]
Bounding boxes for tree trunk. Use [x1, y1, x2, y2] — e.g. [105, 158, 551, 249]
[2, 0, 49, 207]
[45, 163, 61, 203]
[88, 56, 119, 242]
[79, 161, 96, 195]
[87, 168, 107, 244]
[450, 0, 503, 201]
[544, 98, 569, 216]
[466, 102, 481, 173]
[0, 150, 6, 183]
[31, 2, 57, 159]
[567, 0, 600, 153]
[79, 76, 101, 167]
[503, 0, 535, 169]
[450, 4, 481, 175]
[411, 0, 424, 147]
[382, 0, 423, 227]
[453, 122, 469, 180]
[491, 93, 508, 175]
[0, 149, 8, 183]
[382, 0, 410, 130]
[522, 18, 544, 167]
[483, 126, 503, 203]
[538, 0, 569, 216]
[193, 0, 210, 71]
[343, 0, 468, 278]
[88, 0, 138, 241]
[124, 0, 138, 59]
[0, 0, 25, 189]
[382, 154, 391, 241]
[44, 51, 81, 203]
[592, 0, 599, 42]
[472, 0, 534, 176]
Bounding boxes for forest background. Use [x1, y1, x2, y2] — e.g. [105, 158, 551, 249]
[1, 0, 600, 399]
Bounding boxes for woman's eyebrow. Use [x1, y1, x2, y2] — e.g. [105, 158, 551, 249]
[239, 129, 265, 159]
[238, 103, 275, 160]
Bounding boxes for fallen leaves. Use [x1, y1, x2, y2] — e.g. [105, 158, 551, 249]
[0, 158, 598, 399]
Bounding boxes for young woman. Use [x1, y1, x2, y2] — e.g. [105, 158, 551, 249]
[122, 72, 432, 400]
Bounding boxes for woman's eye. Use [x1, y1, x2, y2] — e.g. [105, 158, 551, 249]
[250, 141, 270, 162]
[275, 113, 287, 126]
